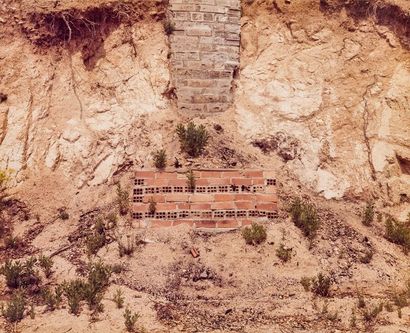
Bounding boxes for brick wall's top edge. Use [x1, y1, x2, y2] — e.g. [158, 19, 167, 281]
[135, 169, 275, 172]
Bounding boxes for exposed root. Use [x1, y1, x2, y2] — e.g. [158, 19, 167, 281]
[20, 0, 168, 69]
[320, 0, 410, 48]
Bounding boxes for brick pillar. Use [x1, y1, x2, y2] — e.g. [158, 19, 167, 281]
[169, 0, 241, 113]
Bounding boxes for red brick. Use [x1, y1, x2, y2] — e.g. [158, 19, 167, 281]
[217, 220, 239, 228]
[173, 220, 195, 227]
[240, 219, 254, 226]
[195, 220, 217, 228]
[231, 178, 252, 186]
[168, 179, 188, 187]
[155, 172, 177, 179]
[256, 194, 278, 202]
[165, 194, 190, 202]
[177, 203, 190, 210]
[151, 220, 173, 228]
[214, 194, 235, 201]
[235, 201, 255, 210]
[221, 171, 241, 178]
[265, 186, 276, 194]
[190, 203, 211, 210]
[252, 178, 265, 185]
[196, 178, 210, 186]
[156, 203, 178, 211]
[135, 170, 155, 179]
[235, 194, 255, 201]
[153, 179, 170, 186]
[143, 195, 165, 203]
[189, 194, 215, 202]
[263, 170, 276, 179]
[201, 171, 222, 178]
[244, 170, 263, 178]
[143, 178, 155, 186]
[211, 202, 236, 210]
[256, 203, 277, 212]
[210, 178, 231, 185]
[133, 205, 148, 212]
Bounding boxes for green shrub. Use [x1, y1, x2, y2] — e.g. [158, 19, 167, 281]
[1, 291, 26, 323]
[0, 258, 40, 289]
[113, 288, 124, 309]
[176, 122, 210, 157]
[289, 198, 320, 239]
[0, 169, 10, 205]
[362, 302, 383, 322]
[276, 243, 292, 262]
[186, 169, 196, 193]
[38, 255, 54, 278]
[42, 286, 63, 311]
[300, 277, 311, 291]
[153, 149, 167, 170]
[116, 183, 130, 216]
[87, 261, 111, 291]
[124, 307, 140, 332]
[5, 236, 23, 250]
[163, 19, 175, 36]
[118, 236, 135, 257]
[385, 217, 410, 252]
[242, 223, 267, 246]
[63, 279, 86, 315]
[312, 273, 332, 297]
[86, 233, 106, 256]
[362, 201, 375, 226]
[148, 197, 157, 215]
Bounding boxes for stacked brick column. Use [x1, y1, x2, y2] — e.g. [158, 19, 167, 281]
[169, 0, 241, 113]
[132, 169, 278, 230]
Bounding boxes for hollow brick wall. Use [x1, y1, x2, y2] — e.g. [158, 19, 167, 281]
[169, 0, 241, 113]
[132, 169, 278, 229]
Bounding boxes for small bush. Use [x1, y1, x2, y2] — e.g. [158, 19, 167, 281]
[242, 223, 267, 246]
[38, 255, 54, 278]
[0, 258, 40, 289]
[385, 216, 410, 252]
[163, 19, 175, 36]
[289, 198, 320, 239]
[312, 273, 332, 297]
[186, 169, 196, 192]
[300, 277, 311, 291]
[118, 236, 135, 257]
[362, 302, 383, 322]
[362, 201, 375, 226]
[42, 288, 58, 311]
[176, 122, 210, 158]
[87, 261, 111, 291]
[1, 291, 26, 323]
[86, 232, 106, 256]
[124, 307, 140, 332]
[116, 183, 130, 216]
[5, 236, 23, 250]
[113, 289, 124, 309]
[63, 279, 86, 315]
[148, 197, 157, 215]
[153, 149, 167, 170]
[276, 243, 292, 262]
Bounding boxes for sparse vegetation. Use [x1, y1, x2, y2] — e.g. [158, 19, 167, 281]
[186, 169, 196, 192]
[362, 201, 375, 226]
[300, 277, 312, 292]
[176, 122, 210, 158]
[385, 216, 410, 252]
[362, 302, 383, 323]
[0, 258, 40, 289]
[163, 18, 175, 36]
[148, 197, 157, 215]
[312, 273, 332, 297]
[5, 235, 23, 250]
[153, 149, 167, 170]
[118, 235, 135, 257]
[242, 223, 267, 246]
[124, 307, 140, 332]
[63, 279, 86, 315]
[113, 288, 125, 309]
[276, 243, 292, 262]
[289, 198, 320, 239]
[1, 291, 26, 323]
[116, 183, 130, 216]
[38, 255, 54, 278]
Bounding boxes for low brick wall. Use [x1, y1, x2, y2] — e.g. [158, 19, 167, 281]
[169, 0, 241, 113]
[132, 169, 278, 230]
